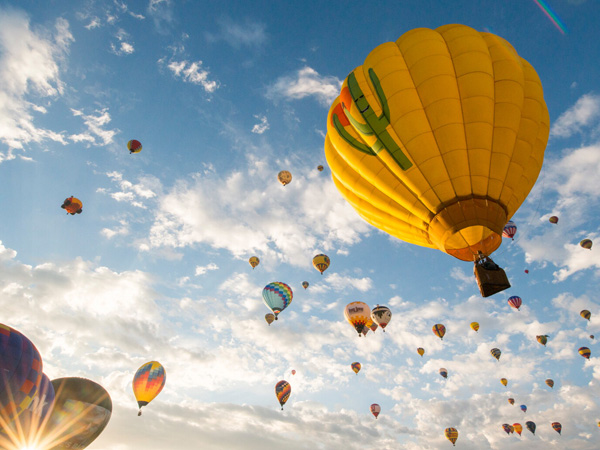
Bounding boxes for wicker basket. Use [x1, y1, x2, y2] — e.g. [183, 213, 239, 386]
[473, 262, 511, 297]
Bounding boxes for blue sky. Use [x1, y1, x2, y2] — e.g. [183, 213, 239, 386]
[1, 0, 600, 449]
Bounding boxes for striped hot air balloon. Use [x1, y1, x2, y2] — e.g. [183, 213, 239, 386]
[132, 361, 166, 416]
[581, 310, 591, 321]
[502, 221, 517, 240]
[579, 346, 591, 359]
[580, 239, 593, 249]
[545, 379, 554, 388]
[491, 348, 501, 361]
[470, 322, 479, 332]
[552, 422, 562, 435]
[445, 427, 458, 446]
[370, 403, 381, 419]
[312, 254, 330, 274]
[508, 296, 522, 310]
[275, 380, 291, 410]
[537, 335, 548, 346]
[549, 216, 559, 224]
[262, 282, 293, 320]
[351, 362, 361, 374]
[433, 324, 446, 340]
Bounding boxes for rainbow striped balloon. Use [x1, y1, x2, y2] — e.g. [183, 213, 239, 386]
[132, 361, 166, 415]
[275, 380, 291, 410]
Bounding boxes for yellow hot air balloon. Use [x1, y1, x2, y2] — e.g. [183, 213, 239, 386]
[344, 302, 371, 336]
[278, 170, 292, 186]
[417, 347, 425, 357]
[581, 310, 591, 321]
[265, 313, 275, 325]
[445, 427, 458, 446]
[249, 256, 260, 269]
[132, 361, 166, 416]
[500, 377, 508, 387]
[324, 25, 549, 266]
[312, 254, 330, 274]
[470, 322, 479, 332]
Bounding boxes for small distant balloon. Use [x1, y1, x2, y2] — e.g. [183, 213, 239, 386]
[470, 322, 479, 332]
[265, 313, 275, 326]
[439, 368, 448, 379]
[249, 256, 260, 269]
[537, 335, 548, 346]
[491, 348, 501, 361]
[508, 398, 515, 405]
[502, 221, 517, 240]
[291, 370, 296, 376]
[500, 378, 508, 387]
[132, 361, 166, 416]
[302, 281, 309, 289]
[61, 196, 83, 215]
[127, 139, 142, 154]
[351, 362, 361, 374]
[502, 423, 512, 435]
[524, 269, 529, 274]
[520, 404, 527, 413]
[370, 403, 381, 419]
[549, 216, 559, 224]
[444, 427, 458, 446]
[545, 379, 554, 388]
[371, 305, 392, 331]
[275, 380, 291, 410]
[317, 165, 324, 172]
[580, 239, 593, 249]
[344, 302, 371, 336]
[525, 421, 536, 435]
[433, 324, 446, 340]
[417, 347, 425, 357]
[312, 254, 330, 274]
[513, 423, 522, 436]
[508, 296, 522, 310]
[278, 170, 292, 186]
[579, 346, 591, 359]
[552, 422, 562, 435]
[581, 310, 591, 321]
[591, 335, 595, 340]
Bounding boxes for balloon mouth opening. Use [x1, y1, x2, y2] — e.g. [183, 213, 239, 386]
[428, 199, 506, 262]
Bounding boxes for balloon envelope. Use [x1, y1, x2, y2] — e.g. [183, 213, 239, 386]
[371, 305, 392, 330]
[513, 423, 522, 435]
[508, 398, 515, 405]
[127, 139, 142, 153]
[439, 368, 448, 379]
[265, 313, 275, 325]
[444, 427, 458, 446]
[536, 335, 548, 346]
[278, 170, 292, 186]
[351, 362, 361, 374]
[370, 403, 381, 419]
[344, 302, 371, 336]
[552, 422, 562, 434]
[275, 380, 291, 410]
[417, 347, 425, 357]
[549, 216, 559, 224]
[508, 296, 522, 310]
[132, 361, 166, 414]
[324, 25, 549, 262]
[580, 239, 593, 249]
[520, 404, 527, 413]
[249, 256, 259, 269]
[580, 309, 591, 321]
[470, 322, 479, 332]
[262, 282, 293, 319]
[526, 421, 536, 435]
[312, 254, 330, 274]
[545, 379, 554, 388]
[61, 196, 83, 215]
[490, 348, 501, 361]
[44, 377, 112, 450]
[500, 378, 507, 387]
[502, 221, 517, 239]
[302, 281, 309, 289]
[579, 346, 591, 359]
[317, 165, 324, 172]
[433, 324, 446, 340]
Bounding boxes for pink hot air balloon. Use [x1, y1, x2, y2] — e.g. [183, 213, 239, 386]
[370, 403, 381, 419]
[508, 296, 522, 311]
[502, 221, 517, 240]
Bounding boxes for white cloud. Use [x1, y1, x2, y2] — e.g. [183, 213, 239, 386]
[0, 10, 72, 156]
[195, 263, 219, 275]
[163, 59, 219, 93]
[98, 171, 161, 210]
[267, 67, 342, 107]
[101, 220, 130, 239]
[85, 17, 101, 29]
[251, 115, 269, 134]
[551, 93, 600, 138]
[69, 108, 119, 146]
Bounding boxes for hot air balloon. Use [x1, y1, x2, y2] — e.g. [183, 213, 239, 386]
[275, 380, 291, 410]
[549, 216, 559, 224]
[44, 377, 112, 450]
[513, 423, 522, 436]
[127, 139, 142, 154]
[579, 346, 591, 359]
[324, 24, 549, 298]
[526, 421, 536, 435]
[581, 310, 591, 321]
[433, 324, 446, 340]
[545, 379, 554, 388]
[317, 165, 324, 172]
[537, 335, 548, 346]
[249, 256, 260, 269]
[370, 403, 381, 419]
[369, 321, 378, 332]
[312, 254, 330, 274]
[371, 305, 392, 331]
[508, 296, 522, 310]
[500, 378, 508, 387]
[302, 281, 309, 289]
[502, 221, 517, 240]
[524, 269, 529, 274]
[491, 348, 501, 361]
[580, 239, 593, 249]
[502, 423, 512, 435]
[445, 427, 458, 446]
[591, 335, 595, 340]
[262, 282, 293, 320]
[132, 361, 166, 416]
[470, 322, 479, 332]
[0, 323, 46, 427]
[552, 422, 562, 435]
[291, 370, 296, 376]
[520, 404, 527, 413]
[439, 368, 448, 379]
[362, 322, 371, 337]
[508, 398, 515, 405]
[344, 302, 371, 336]
[278, 170, 292, 186]
[265, 313, 275, 326]
[417, 347, 425, 357]
[61, 196, 83, 215]
[351, 362, 361, 374]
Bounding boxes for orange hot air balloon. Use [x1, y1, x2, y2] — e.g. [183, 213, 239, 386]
[508, 398, 515, 405]
[132, 361, 166, 416]
[513, 423, 522, 436]
[581, 310, 591, 321]
[537, 335, 548, 346]
[291, 370, 296, 376]
[545, 379, 554, 388]
[61, 196, 83, 215]
[433, 324, 446, 340]
[275, 380, 291, 410]
[278, 170, 292, 186]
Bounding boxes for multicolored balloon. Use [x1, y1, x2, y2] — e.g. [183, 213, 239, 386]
[502, 423, 512, 435]
[580, 239, 593, 249]
[502, 221, 517, 240]
[262, 282, 293, 319]
[249, 256, 259, 269]
[417, 347, 425, 357]
[581, 309, 591, 321]
[265, 313, 275, 326]
[579, 346, 591, 359]
[370, 403, 381, 419]
[275, 380, 291, 410]
[45, 377, 112, 449]
[549, 216, 559, 224]
[278, 170, 292, 186]
[302, 281, 309, 289]
[444, 427, 458, 446]
[520, 404, 527, 413]
[508, 398, 515, 405]
[500, 378, 508, 387]
[537, 335, 548, 346]
[470, 322, 479, 332]
[491, 348, 501, 361]
[508, 296, 522, 310]
[127, 139, 142, 154]
[433, 324, 446, 340]
[545, 379, 554, 388]
[513, 423, 522, 436]
[132, 361, 166, 416]
[371, 305, 392, 331]
[552, 422, 562, 435]
[317, 165, 324, 172]
[61, 196, 83, 215]
[526, 421, 536, 435]
[344, 302, 371, 336]
[351, 362, 361, 374]
[439, 368, 448, 379]
[369, 321, 378, 332]
[312, 254, 330, 274]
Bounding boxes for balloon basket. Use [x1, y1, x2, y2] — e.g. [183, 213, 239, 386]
[474, 261, 511, 297]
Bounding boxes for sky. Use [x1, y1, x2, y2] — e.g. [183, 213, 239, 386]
[1, 0, 600, 448]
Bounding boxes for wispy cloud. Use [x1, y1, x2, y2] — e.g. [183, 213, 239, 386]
[205, 17, 267, 49]
[160, 59, 219, 93]
[195, 263, 219, 276]
[267, 67, 342, 107]
[70, 108, 119, 146]
[551, 93, 600, 138]
[251, 115, 269, 134]
[0, 10, 72, 158]
[110, 28, 135, 55]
